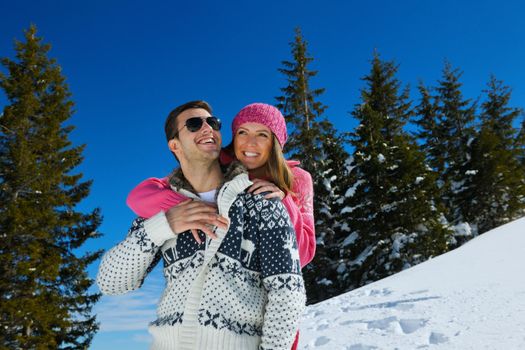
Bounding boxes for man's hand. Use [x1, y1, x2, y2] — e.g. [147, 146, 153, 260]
[165, 199, 229, 244]
[248, 178, 285, 200]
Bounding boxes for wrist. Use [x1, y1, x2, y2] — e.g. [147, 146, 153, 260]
[144, 212, 176, 246]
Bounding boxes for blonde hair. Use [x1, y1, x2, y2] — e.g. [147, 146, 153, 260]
[226, 135, 295, 195]
[263, 136, 294, 195]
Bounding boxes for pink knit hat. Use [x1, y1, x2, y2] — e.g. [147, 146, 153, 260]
[232, 103, 288, 148]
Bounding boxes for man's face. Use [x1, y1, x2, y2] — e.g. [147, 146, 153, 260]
[169, 108, 222, 164]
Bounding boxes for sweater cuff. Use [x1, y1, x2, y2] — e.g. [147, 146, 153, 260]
[143, 211, 175, 246]
[282, 194, 299, 220]
[282, 194, 295, 208]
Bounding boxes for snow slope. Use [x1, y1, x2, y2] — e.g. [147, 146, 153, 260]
[299, 217, 525, 350]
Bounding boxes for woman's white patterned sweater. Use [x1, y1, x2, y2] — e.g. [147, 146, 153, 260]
[97, 170, 306, 350]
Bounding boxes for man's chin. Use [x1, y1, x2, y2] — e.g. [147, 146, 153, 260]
[201, 149, 221, 160]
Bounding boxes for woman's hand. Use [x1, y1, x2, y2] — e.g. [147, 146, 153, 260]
[248, 178, 285, 200]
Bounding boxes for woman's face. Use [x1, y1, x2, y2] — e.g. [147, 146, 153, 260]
[234, 122, 273, 172]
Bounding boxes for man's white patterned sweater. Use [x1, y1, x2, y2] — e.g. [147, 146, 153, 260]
[97, 171, 306, 350]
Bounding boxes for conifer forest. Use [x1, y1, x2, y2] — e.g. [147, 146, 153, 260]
[1, 26, 524, 348]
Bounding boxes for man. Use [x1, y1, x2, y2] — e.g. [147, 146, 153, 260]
[97, 101, 305, 350]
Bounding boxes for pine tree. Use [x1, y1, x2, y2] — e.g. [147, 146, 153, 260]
[457, 76, 525, 233]
[433, 63, 477, 225]
[518, 117, 525, 168]
[413, 82, 446, 175]
[303, 120, 350, 303]
[276, 27, 328, 174]
[518, 118, 525, 212]
[276, 28, 349, 303]
[0, 26, 102, 349]
[339, 54, 450, 290]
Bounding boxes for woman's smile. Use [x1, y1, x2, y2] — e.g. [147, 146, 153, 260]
[234, 122, 273, 171]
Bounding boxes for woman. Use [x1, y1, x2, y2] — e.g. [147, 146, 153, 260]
[127, 103, 315, 350]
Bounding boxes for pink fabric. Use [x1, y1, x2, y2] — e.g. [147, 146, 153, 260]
[126, 177, 189, 218]
[283, 165, 316, 267]
[127, 160, 316, 268]
[232, 103, 288, 148]
[291, 331, 299, 350]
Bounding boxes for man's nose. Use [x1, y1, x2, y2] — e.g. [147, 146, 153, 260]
[200, 120, 214, 133]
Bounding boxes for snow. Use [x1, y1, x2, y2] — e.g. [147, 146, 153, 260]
[450, 180, 466, 193]
[380, 203, 397, 212]
[345, 180, 365, 198]
[342, 232, 358, 247]
[465, 170, 478, 176]
[318, 278, 334, 286]
[323, 175, 337, 191]
[388, 164, 399, 170]
[299, 217, 525, 349]
[349, 245, 375, 267]
[323, 178, 332, 191]
[390, 232, 408, 259]
[341, 206, 356, 214]
[452, 222, 473, 237]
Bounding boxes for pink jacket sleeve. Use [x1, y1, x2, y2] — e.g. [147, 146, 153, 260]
[282, 166, 316, 267]
[126, 177, 189, 218]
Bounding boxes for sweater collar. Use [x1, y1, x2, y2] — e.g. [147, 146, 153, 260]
[167, 161, 248, 197]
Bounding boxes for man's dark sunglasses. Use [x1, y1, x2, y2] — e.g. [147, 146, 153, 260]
[178, 116, 222, 134]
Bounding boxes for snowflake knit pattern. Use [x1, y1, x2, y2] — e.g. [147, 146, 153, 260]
[97, 168, 306, 350]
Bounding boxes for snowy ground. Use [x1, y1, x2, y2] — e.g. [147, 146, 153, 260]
[298, 217, 525, 350]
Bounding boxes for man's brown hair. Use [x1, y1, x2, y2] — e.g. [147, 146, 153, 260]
[164, 100, 213, 141]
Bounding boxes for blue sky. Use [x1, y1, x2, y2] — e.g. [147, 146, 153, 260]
[1, 0, 524, 349]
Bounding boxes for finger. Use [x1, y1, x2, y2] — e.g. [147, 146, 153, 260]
[191, 229, 202, 244]
[169, 208, 216, 226]
[251, 179, 272, 186]
[253, 185, 278, 195]
[170, 199, 193, 210]
[210, 215, 229, 230]
[264, 191, 284, 199]
[185, 212, 227, 227]
[248, 181, 271, 193]
[216, 215, 229, 226]
[194, 225, 217, 239]
[167, 199, 192, 214]
[204, 215, 228, 230]
[250, 179, 271, 189]
[182, 201, 217, 211]
[247, 184, 260, 193]
[198, 201, 218, 209]
[184, 205, 219, 216]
